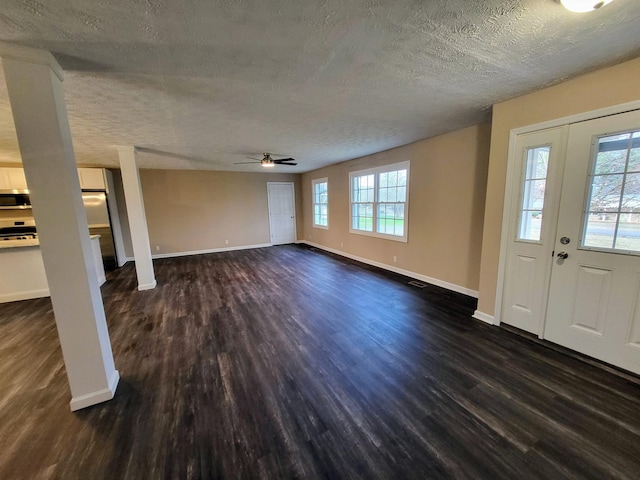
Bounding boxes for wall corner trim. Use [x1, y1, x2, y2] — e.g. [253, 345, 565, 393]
[301, 241, 478, 298]
[69, 370, 120, 411]
[472, 310, 496, 325]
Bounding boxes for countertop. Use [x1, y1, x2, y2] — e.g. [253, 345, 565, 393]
[0, 234, 101, 250]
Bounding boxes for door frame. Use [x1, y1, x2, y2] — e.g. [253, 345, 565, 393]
[493, 99, 640, 329]
[267, 181, 297, 245]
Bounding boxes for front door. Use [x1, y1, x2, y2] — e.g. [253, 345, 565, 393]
[501, 127, 566, 335]
[267, 182, 296, 245]
[545, 110, 640, 375]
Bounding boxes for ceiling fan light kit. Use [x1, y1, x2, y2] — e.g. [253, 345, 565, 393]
[234, 153, 298, 167]
[560, 0, 614, 13]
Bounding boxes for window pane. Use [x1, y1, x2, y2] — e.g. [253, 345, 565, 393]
[379, 172, 388, 188]
[588, 174, 623, 212]
[583, 213, 616, 249]
[313, 181, 328, 227]
[526, 147, 549, 179]
[352, 203, 373, 231]
[519, 211, 542, 241]
[594, 150, 628, 174]
[629, 147, 640, 172]
[621, 173, 640, 212]
[398, 169, 407, 187]
[518, 146, 549, 242]
[615, 213, 640, 251]
[376, 203, 405, 236]
[522, 179, 546, 210]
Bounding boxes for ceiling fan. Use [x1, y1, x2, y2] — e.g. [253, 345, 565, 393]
[234, 153, 297, 168]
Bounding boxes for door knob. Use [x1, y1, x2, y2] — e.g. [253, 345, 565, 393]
[557, 251, 568, 259]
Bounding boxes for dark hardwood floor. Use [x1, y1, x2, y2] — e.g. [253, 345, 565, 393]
[1, 244, 640, 479]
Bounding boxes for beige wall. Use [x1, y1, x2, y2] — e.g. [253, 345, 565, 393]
[138, 169, 302, 255]
[301, 124, 491, 293]
[477, 56, 640, 316]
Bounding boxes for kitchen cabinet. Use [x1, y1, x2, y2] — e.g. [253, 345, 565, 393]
[78, 168, 106, 190]
[0, 167, 106, 191]
[0, 168, 28, 190]
[0, 235, 106, 303]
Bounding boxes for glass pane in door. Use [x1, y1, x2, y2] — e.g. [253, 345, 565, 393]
[517, 146, 550, 242]
[582, 129, 640, 253]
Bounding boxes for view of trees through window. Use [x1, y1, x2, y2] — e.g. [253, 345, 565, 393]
[518, 146, 550, 242]
[312, 179, 328, 228]
[350, 162, 409, 241]
[583, 131, 640, 252]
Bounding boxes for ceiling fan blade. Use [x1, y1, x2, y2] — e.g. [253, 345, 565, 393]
[273, 158, 295, 163]
[275, 162, 297, 166]
[246, 156, 263, 161]
[234, 161, 261, 164]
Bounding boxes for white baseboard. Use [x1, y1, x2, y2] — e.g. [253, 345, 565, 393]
[301, 241, 478, 298]
[472, 310, 496, 325]
[70, 369, 120, 411]
[0, 288, 50, 304]
[137, 280, 157, 291]
[150, 243, 272, 260]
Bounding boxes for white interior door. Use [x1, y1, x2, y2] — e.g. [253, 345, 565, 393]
[267, 182, 296, 245]
[501, 127, 567, 335]
[545, 110, 640, 374]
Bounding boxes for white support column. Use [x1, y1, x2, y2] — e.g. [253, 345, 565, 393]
[0, 43, 119, 411]
[117, 146, 156, 290]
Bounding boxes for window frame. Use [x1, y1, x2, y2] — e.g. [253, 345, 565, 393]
[515, 144, 552, 245]
[578, 130, 640, 255]
[312, 177, 329, 229]
[349, 161, 410, 243]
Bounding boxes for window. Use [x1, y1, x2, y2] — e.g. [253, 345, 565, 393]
[517, 145, 550, 242]
[582, 130, 640, 253]
[349, 161, 409, 242]
[312, 178, 328, 228]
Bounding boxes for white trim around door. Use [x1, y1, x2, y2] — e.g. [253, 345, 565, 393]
[494, 99, 640, 327]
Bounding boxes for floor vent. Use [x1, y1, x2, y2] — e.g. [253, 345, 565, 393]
[408, 280, 427, 288]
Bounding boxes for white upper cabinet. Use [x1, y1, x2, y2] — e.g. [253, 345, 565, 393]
[78, 168, 106, 190]
[0, 167, 106, 190]
[0, 168, 28, 190]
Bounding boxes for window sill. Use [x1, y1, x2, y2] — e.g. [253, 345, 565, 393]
[349, 228, 407, 243]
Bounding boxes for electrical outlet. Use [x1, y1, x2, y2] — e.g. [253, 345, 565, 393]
[393, 255, 397, 263]
[155, 245, 160, 252]
[225, 239, 229, 245]
[340, 242, 344, 248]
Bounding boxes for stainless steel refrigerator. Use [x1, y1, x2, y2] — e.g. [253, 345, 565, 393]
[82, 191, 118, 270]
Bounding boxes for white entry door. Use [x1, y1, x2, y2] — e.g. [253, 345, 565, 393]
[545, 110, 640, 374]
[267, 182, 296, 245]
[501, 127, 567, 335]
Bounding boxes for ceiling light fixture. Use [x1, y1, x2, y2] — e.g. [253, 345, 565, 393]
[560, 0, 614, 13]
[261, 158, 275, 168]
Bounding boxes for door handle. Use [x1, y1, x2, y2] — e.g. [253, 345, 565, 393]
[557, 251, 568, 259]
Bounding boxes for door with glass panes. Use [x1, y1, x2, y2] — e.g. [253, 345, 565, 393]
[501, 127, 567, 336]
[544, 110, 640, 375]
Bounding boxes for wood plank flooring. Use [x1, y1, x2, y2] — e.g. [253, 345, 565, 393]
[1, 244, 639, 479]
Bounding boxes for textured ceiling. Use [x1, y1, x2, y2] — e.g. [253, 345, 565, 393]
[0, 0, 639, 173]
